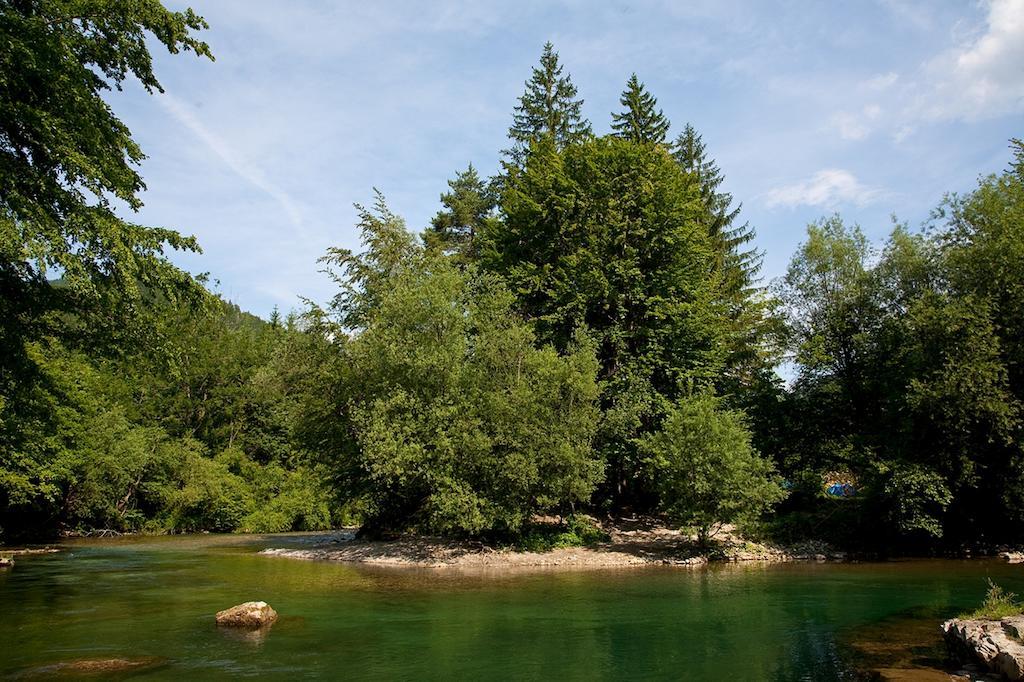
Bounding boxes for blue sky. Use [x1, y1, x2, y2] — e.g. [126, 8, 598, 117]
[110, 0, 1024, 318]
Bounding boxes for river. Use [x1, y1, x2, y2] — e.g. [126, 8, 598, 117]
[1, 534, 1021, 679]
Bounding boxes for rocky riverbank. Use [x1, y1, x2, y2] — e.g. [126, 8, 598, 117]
[260, 519, 846, 570]
[943, 615, 1024, 680]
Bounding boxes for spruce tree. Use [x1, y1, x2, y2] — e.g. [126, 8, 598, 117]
[424, 164, 495, 262]
[482, 136, 726, 507]
[505, 42, 591, 165]
[610, 74, 671, 145]
[672, 124, 767, 389]
[673, 124, 761, 299]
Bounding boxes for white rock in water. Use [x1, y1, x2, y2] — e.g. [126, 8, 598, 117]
[1001, 551, 1024, 563]
[215, 601, 278, 629]
[943, 616, 1024, 681]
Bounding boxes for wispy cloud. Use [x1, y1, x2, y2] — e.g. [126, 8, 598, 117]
[863, 72, 899, 91]
[158, 93, 305, 230]
[828, 0, 1024, 142]
[116, 0, 1019, 318]
[913, 0, 1024, 122]
[831, 104, 883, 140]
[764, 169, 882, 209]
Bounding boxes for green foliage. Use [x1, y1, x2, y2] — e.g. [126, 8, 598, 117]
[641, 392, 786, 545]
[936, 139, 1024, 395]
[424, 164, 496, 262]
[505, 42, 591, 166]
[0, 0, 211, 325]
[318, 191, 419, 331]
[773, 147, 1024, 547]
[959, 580, 1022, 621]
[513, 515, 609, 552]
[3, 2, 1022, 556]
[672, 124, 773, 394]
[871, 461, 952, 540]
[0, 296, 338, 539]
[163, 450, 253, 533]
[743, 499, 867, 548]
[483, 135, 725, 506]
[312, 198, 602, 536]
[610, 74, 670, 145]
[217, 449, 333, 534]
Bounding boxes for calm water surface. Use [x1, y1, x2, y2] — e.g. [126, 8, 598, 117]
[1, 534, 1022, 680]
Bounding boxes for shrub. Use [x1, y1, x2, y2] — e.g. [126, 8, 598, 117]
[315, 202, 602, 537]
[642, 392, 787, 545]
[164, 453, 253, 532]
[514, 515, 609, 552]
[959, 579, 1022, 620]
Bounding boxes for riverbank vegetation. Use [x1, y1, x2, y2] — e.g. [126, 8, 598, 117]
[959, 580, 1023, 621]
[2, 2, 1022, 554]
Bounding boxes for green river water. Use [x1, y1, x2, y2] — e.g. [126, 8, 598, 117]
[1, 534, 1022, 680]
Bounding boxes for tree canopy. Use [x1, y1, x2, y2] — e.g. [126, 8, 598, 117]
[482, 135, 726, 506]
[0, 0, 212, 306]
[313, 199, 602, 535]
[2, 20, 1020, 553]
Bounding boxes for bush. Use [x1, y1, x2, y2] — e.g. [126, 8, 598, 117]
[514, 515, 609, 552]
[642, 392, 787, 545]
[163, 453, 253, 532]
[959, 579, 1022, 620]
[315, 202, 602, 537]
[240, 467, 333, 533]
[872, 461, 952, 540]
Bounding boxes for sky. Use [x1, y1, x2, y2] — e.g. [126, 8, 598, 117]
[110, 0, 1024, 318]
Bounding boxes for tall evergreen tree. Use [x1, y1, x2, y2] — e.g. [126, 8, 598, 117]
[481, 136, 726, 507]
[673, 124, 769, 389]
[504, 42, 591, 165]
[424, 164, 495, 262]
[610, 74, 670, 145]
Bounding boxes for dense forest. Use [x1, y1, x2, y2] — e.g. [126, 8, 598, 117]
[2, 2, 1022, 552]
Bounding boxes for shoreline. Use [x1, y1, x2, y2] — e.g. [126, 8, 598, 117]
[259, 521, 848, 571]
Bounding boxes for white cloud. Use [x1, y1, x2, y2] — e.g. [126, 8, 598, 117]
[827, 0, 1023, 142]
[831, 104, 883, 140]
[878, 0, 938, 32]
[863, 72, 899, 91]
[764, 169, 882, 208]
[914, 0, 1024, 121]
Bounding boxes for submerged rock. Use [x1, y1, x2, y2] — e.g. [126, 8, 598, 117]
[0, 557, 13, 568]
[942, 616, 1024, 680]
[1001, 551, 1024, 564]
[20, 657, 167, 676]
[870, 667, 968, 681]
[215, 601, 278, 629]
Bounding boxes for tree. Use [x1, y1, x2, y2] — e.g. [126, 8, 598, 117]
[934, 138, 1024, 396]
[672, 123, 771, 392]
[481, 136, 726, 506]
[0, 0, 212, 310]
[0, 1, 216, 538]
[641, 392, 786, 545]
[0, 292, 337, 539]
[504, 42, 591, 166]
[319, 190, 418, 332]
[313, 197, 602, 536]
[424, 164, 495, 262]
[778, 216, 878, 387]
[610, 74, 670, 145]
[774, 204, 1024, 547]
